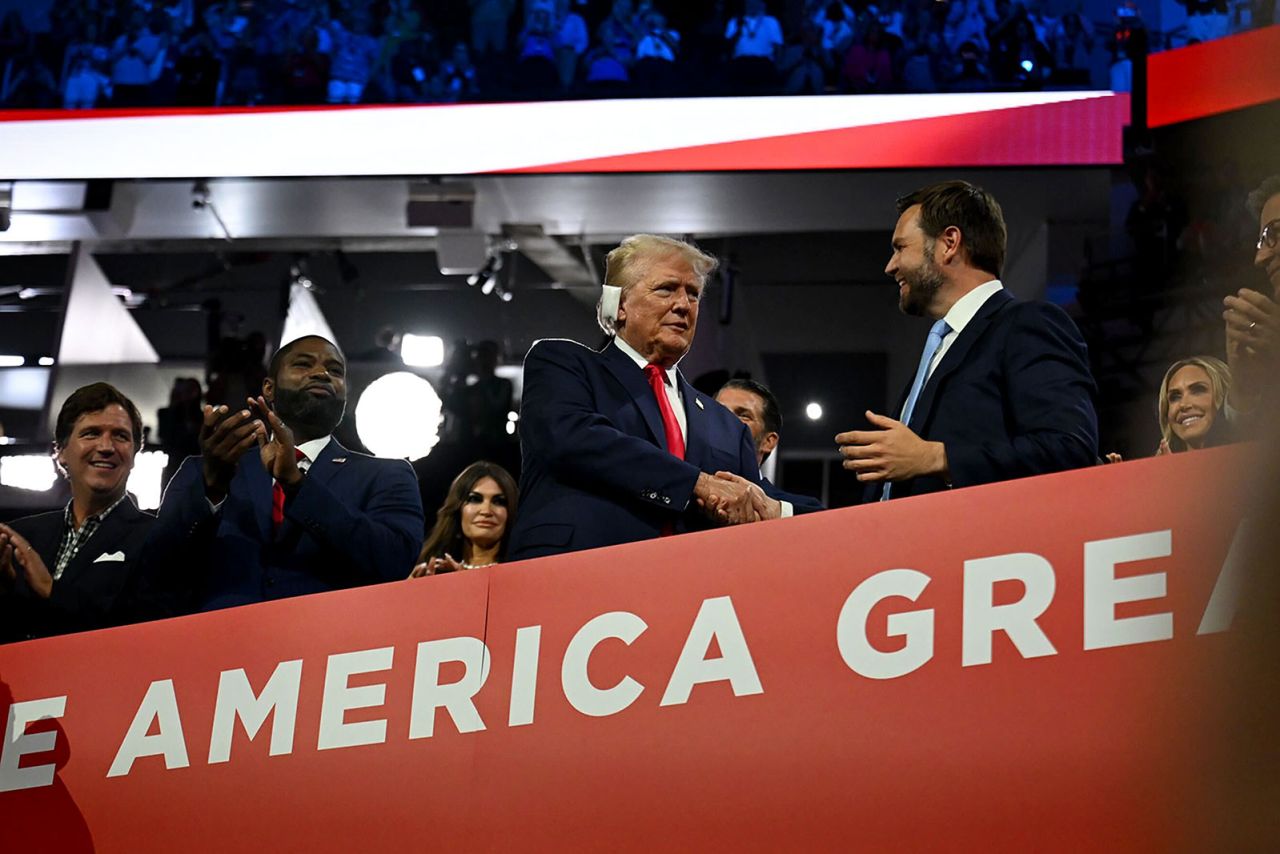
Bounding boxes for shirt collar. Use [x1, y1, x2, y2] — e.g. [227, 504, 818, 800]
[295, 436, 332, 463]
[940, 279, 1003, 336]
[612, 336, 681, 389]
[63, 492, 130, 530]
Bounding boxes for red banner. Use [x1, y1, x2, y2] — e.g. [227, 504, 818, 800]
[0, 449, 1252, 851]
[1148, 25, 1280, 128]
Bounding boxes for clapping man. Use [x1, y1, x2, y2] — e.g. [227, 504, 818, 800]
[0, 383, 156, 642]
[154, 335, 424, 611]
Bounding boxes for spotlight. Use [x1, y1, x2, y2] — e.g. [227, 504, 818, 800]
[499, 289, 513, 303]
[355, 372, 443, 460]
[401, 334, 445, 368]
[480, 276, 496, 296]
[0, 455, 56, 491]
[805, 402, 823, 421]
[0, 355, 24, 367]
[467, 254, 499, 287]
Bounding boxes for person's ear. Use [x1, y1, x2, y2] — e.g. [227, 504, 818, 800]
[938, 225, 963, 264]
[262, 377, 275, 407]
[760, 431, 779, 458]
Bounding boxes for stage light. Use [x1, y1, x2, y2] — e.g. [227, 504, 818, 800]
[0, 355, 24, 367]
[38, 356, 54, 366]
[355, 372, 443, 460]
[401, 334, 444, 368]
[805, 402, 823, 421]
[128, 450, 169, 510]
[480, 276, 497, 296]
[499, 289, 513, 302]
[0, 455, 56, 491]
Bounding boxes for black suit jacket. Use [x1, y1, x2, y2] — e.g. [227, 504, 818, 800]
[869, 289, 1098, 501]
[509, 339, 766, 559]
[0, 499, 156, 643]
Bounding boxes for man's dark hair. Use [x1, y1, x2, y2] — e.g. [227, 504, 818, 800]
[54, 382, 144, 449]
[896, 180, 1007, 278]
[1246, 175, 1280, 220]
[721, 378, 782, 436]
[267, 335, 346, 384]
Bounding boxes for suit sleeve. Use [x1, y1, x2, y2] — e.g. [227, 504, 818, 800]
[285, 458, 425, 583]
[521, 341, 703, 512]
[946, 303, 1099, 487]
[150, 455, 219, 559]
[760, 480, 826, 514]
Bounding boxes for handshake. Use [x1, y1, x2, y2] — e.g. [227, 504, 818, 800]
[692, 472, 781, 526]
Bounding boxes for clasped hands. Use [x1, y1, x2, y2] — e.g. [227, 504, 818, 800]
[836, 410, 948, 483]
[0, 524, 53, 599]
[693, 472, 780, 526]
[199, 396, 302, 502]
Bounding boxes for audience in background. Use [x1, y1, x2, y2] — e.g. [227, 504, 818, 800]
[409, 460, 518, 576]
[9, 0, 1255, 108]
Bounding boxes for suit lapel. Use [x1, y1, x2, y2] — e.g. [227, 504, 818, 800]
[677, 372, 707, 467]
[599, 343, 667, 449]
[906, 290, 1011, 432]
[305, 438, 346, 492]
[277, 438, 345, 540]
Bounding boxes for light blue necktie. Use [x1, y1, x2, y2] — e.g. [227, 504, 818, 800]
[882, 318, 951, 501]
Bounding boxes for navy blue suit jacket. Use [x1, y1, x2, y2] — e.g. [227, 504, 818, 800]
[869, 290, 1099, 501]
[509, 339, 766, 559]
[761, 476, 825, 514]
[154, 439, 424, 611]
[0, 499, 157, 642]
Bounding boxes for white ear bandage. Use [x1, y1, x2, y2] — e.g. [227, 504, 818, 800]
[597, 283, 622, 334]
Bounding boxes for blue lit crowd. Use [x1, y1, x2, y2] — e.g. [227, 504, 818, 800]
[0, 0, 1265, 109]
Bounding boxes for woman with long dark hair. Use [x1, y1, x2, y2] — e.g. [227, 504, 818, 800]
[409, 461, 518, 577]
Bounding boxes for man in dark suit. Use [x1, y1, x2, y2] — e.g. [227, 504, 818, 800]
[0, 383, 156, 642]
[836, 180, 1098, 499]
[154, 335, 424, 611]
[715, 378, 825, 513]
[509, 234, 783, 560]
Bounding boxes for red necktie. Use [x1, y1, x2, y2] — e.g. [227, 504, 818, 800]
[644, 364, 685, 459]
[645, 364, 685, 538]
[271, 449, 307, 531]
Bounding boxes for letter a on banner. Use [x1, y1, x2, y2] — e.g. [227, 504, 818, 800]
[660, 596, 763, 706]
[107, 680, 190, 778]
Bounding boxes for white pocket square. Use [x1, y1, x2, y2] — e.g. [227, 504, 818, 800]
[93, 551, 126, 563]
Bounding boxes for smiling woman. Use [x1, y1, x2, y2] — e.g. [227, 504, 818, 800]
[1157, 356, 1234, 454]
[409, 461, 518, 577]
